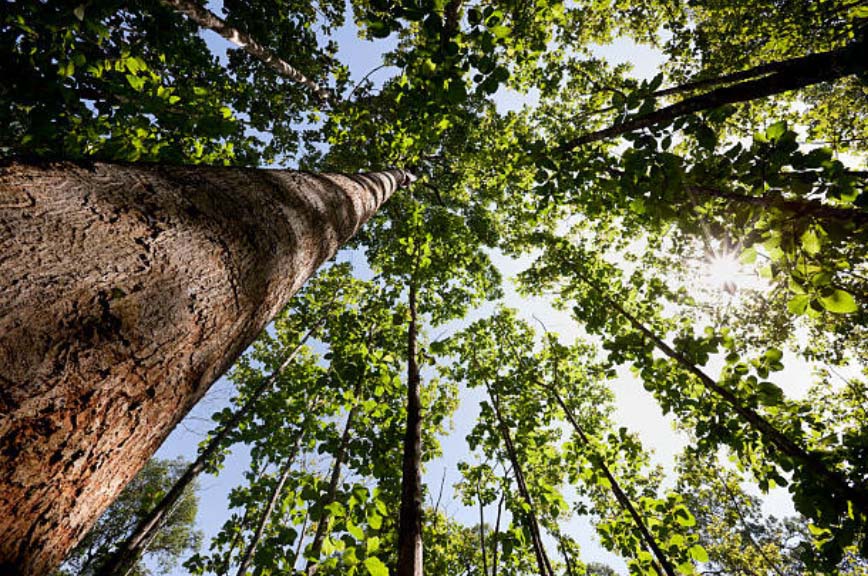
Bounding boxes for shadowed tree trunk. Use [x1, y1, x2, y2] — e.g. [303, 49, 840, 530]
[396, 279, 424, 576]
[0, 160, 407, 575]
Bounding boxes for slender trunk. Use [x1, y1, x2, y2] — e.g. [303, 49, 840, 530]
[556, 535, 576, 576]
[101, 327, 318, 575]
[485, 383, 554, 576]
[711, 468, 786, 576]
[235, 432, 304, 576]
[396, 280, 424, 576]
[0, 160, 407, 575]
[476, 479, 488, 576]
[557, 40, 867, 151]
[292, 508, 309, 570]
[551, 388, 676, 576]
[219, 463, 268, 576]
[305, 386, 362, 575]
[575, 268, 868, 512]
[159, 0, 330, 102]
[492, 491, 504, 576]
[653, 57, 802, 98]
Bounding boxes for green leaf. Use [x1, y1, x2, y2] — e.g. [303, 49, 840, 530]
[689, 544, 709, 563]
[787, 294, 810, 315]
[489, 25, 511, 39]
[801, 228, 821, 255]
[765, 120, 787, 140]
[347, 519, 364, 540]
[819, 289, 858, 314]
[367, 510, 383, 530]
[73, 5, 85, 20]
[364, 556, 389, 576]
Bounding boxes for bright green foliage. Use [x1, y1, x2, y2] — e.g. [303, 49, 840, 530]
[676, 449, 868, 575]
[9, 0, 868, 573]
[58, 458, 201, 576]
[1, 0, 342, 164]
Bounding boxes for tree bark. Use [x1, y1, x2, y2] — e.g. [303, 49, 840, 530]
[0, 160, 407, 575]
[557, 39, 867, 152]
[159, 0, 331, 103]
[396, 280, 424, 576]
[101, 324, 319, 575]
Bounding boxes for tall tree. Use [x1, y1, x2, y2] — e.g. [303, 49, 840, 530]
[0, 161, 408, 574]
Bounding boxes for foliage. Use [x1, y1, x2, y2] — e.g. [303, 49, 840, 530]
[8, 0, 868, 574]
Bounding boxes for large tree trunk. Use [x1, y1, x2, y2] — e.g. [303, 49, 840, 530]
[0, 160, 406, 575]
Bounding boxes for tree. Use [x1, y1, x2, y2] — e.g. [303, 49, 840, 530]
[0, 162, 408, 574]
[57, 457, 201, 576]
[4, 0, 868, 574]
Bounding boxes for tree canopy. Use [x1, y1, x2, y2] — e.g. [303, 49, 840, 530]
[4, 0, 868, 574]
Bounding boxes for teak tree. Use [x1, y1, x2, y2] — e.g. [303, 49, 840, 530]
[0, 162, 408, 574]
[3, 0, 868, 574]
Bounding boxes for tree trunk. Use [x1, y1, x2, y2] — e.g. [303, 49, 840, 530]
[396, 281, 424, 576]
[159, 0, 331, 102]
[571, 263, 868, 513]
[235, 432, 305, 576]
[101, 324, 319, 575]
[557, 39, 867, 152]
[552, 389, 676, 576]
[0, 160, 406, 575]
[486, 383, 554, 576]
[305, 387, 362, 575]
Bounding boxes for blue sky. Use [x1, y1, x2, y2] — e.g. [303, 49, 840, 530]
[146, 5, 823, 575]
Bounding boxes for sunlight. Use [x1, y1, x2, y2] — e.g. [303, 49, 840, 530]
[705, 251, 741, 294]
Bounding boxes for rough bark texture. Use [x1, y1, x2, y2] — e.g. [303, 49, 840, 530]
[0, 160, 404, 575]
[100, 325, 318, 576]
[396, 282, 424, 576]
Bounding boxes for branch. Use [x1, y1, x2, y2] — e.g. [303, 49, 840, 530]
[557, 40, 867, 152]
[160, 0, 332, 103]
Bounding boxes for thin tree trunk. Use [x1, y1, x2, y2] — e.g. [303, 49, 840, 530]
[305, 380, 363, 575]
[551, 388, 676, 576]
[292, 508, 309, 571]
[476, 479, 488, 576]
[556, 534, 576, 576]
[235, 431, 305, 576]
[219, 462, 269, 576]
[396, 280, 424, 576]
[0, 160, 407, 575]
[557, 40, 867, 152]
[492, 490, 504, 576]
[485, 383, 554, 576]
[574, 266, 868, 513]
[101, 326, 319, 575]
[652, 57, 805, 98]
[159, 0, 331, 102]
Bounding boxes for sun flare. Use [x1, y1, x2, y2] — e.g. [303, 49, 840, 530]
[705, 252, 742, 294]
